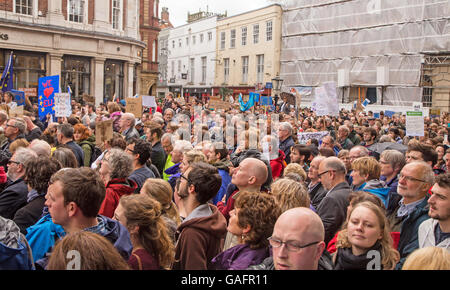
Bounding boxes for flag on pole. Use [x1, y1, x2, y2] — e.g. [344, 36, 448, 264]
[67, 85, 72, 96]
[0, 52, 13, 93]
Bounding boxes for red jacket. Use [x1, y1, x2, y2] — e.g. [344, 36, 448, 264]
[270, 150, 286, 180]
[99, 178, 137, 218]
[217, 189, 239, 222]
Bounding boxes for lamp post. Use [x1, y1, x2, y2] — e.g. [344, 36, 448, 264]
[271, 76, 284, 112]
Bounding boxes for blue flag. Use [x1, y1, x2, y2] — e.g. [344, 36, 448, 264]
[0, 52, 13, 93]
[38, 75, 60, 118]
[10, 89, 25, 106]
[239, 93, 258, 112]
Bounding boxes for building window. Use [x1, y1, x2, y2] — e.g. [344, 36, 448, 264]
[253, 24, 259, 44]
[241, 27, 247, 46]
[242, 56, 249, 84]
[186, 37, 189, 46]
[172, 40, 175, 49]
[208, 32, 212, 41]
[104, 60, 124, 102]
[68, 0, 85, 23]
[224, 58, 230, 84]
[61, 56, 91, 100]
[7, 51, 45, 90]
[178, 60, 181, 73]
[220, 32, 226, 50]
[112, 0, 122, 30]
[256, 54, 264, 83]
[192, 35, 196, 45]
[190, 58, 195, 83]
[266, 21, 272, 41]
[152, 40, 156, 62]
[230, 29, 236, 48]
[171, 60, 175, 78]
[201, 57, 207, 84]
[200, 34, 204, 43]
[15, 0, 33, 15]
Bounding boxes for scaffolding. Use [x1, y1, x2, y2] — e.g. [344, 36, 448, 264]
[278, 0, 450, 110]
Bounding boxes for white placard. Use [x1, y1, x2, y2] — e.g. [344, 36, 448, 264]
[297, 131, 330, 144]
[142, 95, 157, 108]
[312, 82, 339, 117]
[406, 111, 424, 137]
[54, 93, 71, 117]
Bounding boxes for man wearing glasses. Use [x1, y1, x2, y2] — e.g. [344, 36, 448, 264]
[250, 207, 332, 270]
[386, 161, 433, 269]
[0, 117, 26, 167]
[316, 157, 351, 245]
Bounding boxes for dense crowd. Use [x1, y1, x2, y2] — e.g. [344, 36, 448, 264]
[0, 90, 449, 270]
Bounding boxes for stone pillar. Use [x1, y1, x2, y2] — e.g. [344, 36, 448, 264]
[126, 62, 135, 98]
[49, 52, 63, 80]
[94, 57, 106, 106]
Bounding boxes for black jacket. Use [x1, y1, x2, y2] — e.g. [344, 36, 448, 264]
[279, 136, 295, 164]
[13, 195, 46, 235]
[25, 127, 42, 143]
[395, 196, 430, 270]
[316, 181, 351, 245]
[309, 182, 327, 210]
[0, 134, 25, 167]
[150, 141, 166, 177]
[63, 141, 85, 168]
[0, 178, 29, 220]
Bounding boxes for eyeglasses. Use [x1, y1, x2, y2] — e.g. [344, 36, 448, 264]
[175, 174, 190, 189]
[318, 170, 334, 177]
[267, 237, 320, 252]
[398, 173, 427, 183]
[5, 123, 16, 128]
[7, 160, 20, 165]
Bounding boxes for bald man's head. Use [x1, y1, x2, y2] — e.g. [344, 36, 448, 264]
[271, 207, 326, 270]
[232, 157, 268, 190]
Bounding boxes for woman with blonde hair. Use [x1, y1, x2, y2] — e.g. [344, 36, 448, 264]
[270, 178, 310, 213]
[47, 231, 130, 270]
[402, 247, 450, 270]
[9, 138, 29, 155]
[141, 178, 181, 242]
[114, 194, 175, 270]
[334, 201, 400, 270]
[282, 163, 307, 183]
[179, 149, 207, 173]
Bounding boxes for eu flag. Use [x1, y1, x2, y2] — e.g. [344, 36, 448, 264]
[0, 52, 13, 92]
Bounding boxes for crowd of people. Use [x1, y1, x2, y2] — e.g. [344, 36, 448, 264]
[0, 90, 449, 270]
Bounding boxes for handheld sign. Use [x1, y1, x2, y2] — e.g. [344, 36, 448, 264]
[126, 96, 143, 118]
[54, 93, 72, 117]
[406, 111, 424, 137]
[95, 119, 113, 146]
[38, 75, 60, 118]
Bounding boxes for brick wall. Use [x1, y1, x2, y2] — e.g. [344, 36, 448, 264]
[38, 0, 48, 17]
[0, 0, 13, 12]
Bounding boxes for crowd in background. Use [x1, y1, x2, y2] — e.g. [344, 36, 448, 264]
[0, 90, 449, 270]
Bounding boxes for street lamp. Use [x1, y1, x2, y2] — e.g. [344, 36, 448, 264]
[271, 76, 284, 110]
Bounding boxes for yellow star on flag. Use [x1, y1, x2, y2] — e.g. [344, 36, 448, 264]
[41, 107, 45, 112]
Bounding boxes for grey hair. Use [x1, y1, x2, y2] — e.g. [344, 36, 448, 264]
[161, 133, 175, 144]
[324, 157, 347, 175]
[407, 161, 435, 185]
[12, 118, 26, 135]
[152, 117, 164, 125]
[105, 148, 133, 180]
[29, 139, 52, 157]
[379, 135, 393, 143]
[121, 113, 136, 127]
[380, 150, 406, 171]
[350, 145, 370, 158]
[164, 108, 174, 115]
[338, 125, 350, 134]
[173, 139, 193, 153]
[14, 147, 37, 164]
[279, 122, 293, 136]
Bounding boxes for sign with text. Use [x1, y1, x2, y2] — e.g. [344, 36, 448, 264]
[406, 111, 424, 137]
[95, 119, 113, 146]
[142, 95, 157, 108]
[38, 75, 59, 118]
[209, 97, 231, 111]
[9, 105, 24, 117]
[297, 131, 330, 144]
[18, 88, 37, 98]
[54, 93, 72, 117]
[10, 89, 25, 106]
[126, 96, 143, 118]
[312, 82, 339, 117]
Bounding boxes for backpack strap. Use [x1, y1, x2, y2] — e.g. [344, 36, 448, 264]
[132, 252, 143, 270]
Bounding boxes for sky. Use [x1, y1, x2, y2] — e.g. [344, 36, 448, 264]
[160, 0, 277, 27]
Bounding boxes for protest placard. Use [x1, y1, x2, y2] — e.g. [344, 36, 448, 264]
[9, 105, 24, 117]
[142, 95, 157, 108]
[95, 119, 113, 146]
[406, 111, 424, 137]
[297, 131, 330, 144]
[209, 97, 231, 110]
[54, 93, 71, 117]
[38, 75, 59, 118]
[312, 82, 339, 117]
[126, 96, 143, 118]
